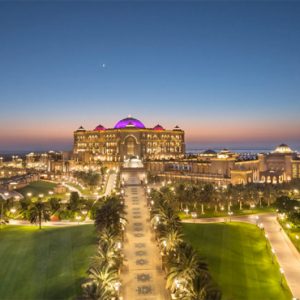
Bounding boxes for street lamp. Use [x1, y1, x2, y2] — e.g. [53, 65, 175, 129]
[279, 268, 284, 285]
[228, 211, 233, 222]
[75, 215, 81, 224]
[271, 248, 275, 263]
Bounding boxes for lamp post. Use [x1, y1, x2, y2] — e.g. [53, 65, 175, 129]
[279, 268, 284, 285]
[75, 215, 81, 224]
[228, 211, 233, 222]
[271, 248, 275, 264]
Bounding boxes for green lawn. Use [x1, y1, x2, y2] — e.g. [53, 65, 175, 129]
[0, 225, 96, 300]
[183, 222, 292, 300]
[17, 180, 58, 198]
[179, 207, 275, 220]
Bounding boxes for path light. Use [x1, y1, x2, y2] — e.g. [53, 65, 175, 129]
[114, 281, 121, 293]
[184, 208, 189, 215]
[191, 212, 197, 218]
[228, 211, 233, 222]
[10, 207, 16, 214]
[75, 215, 81, 224]
[38, 194, 44, 198]
[280, 267, 284, 285]
[116, 241, 122, 250]
[295, 235, 299, 240]
[150, 200, 154, 206]
[265, 233, 268, 239]
[286, 223, 291, 229]
[27, 192, 32, 197]
[48, 191, 54, 195]
[82, 210, 88, 216]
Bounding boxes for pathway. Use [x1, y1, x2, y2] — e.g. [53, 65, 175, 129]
[183, 213, 300, 299]
[121, 172, 168, 300]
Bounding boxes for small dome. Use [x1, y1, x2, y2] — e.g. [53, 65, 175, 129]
[114, 117, 145, 129]
[202, 149, 217, 155]
[94, 124, 106, 131]
[153, 124, 165, 131]
[76, 126, 86, 132]
[274, 144, 293, 154]
[173, 125, 182, 131]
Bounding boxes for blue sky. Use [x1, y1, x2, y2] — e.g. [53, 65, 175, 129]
[0, 1, 299, 151]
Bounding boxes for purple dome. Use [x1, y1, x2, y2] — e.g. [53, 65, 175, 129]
[153, 124, 165, 131]
[114, 117, 145, 129]
[94, 124, 106, 131]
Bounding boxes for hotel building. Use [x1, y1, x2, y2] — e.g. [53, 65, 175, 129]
[73, 116, 185, 164]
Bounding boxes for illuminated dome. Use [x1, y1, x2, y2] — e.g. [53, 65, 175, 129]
[114, 117, 145, 129]
[153, 124, 165, 131]
[274, 144, 293, 154]
[94, 124, 106, 131]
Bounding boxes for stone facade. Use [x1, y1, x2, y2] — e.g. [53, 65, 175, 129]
[73, 117, 185, 164]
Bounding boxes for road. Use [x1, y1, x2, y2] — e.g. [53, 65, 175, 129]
[183, 213, 300, 299]
[121, 172, 168, 300]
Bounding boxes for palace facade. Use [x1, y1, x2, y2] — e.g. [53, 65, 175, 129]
[73, 116, 185, 164]
[147, 144, 300, 185]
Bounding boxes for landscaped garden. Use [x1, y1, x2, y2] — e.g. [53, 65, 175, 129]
[183, 222, 292, 300]
[0, 225, 96, 300]
[17, 180, 58, 198]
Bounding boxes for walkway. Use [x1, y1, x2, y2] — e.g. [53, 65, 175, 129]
[183, 213, 300, 299]
[121, 172, 168, 300]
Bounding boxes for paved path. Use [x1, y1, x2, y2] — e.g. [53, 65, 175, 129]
[104, 172, 116, 196]
[121, 173, 168, 300]
[183, 213, 300, 299]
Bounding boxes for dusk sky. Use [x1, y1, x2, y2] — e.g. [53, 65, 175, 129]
[0, 1, 300, 152]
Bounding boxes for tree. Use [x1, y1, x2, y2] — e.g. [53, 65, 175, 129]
[87, 265, 119, 297]
[27, 201, 51, 229]
[68, 192, 81, 211]
[94, 196, 125, 233]
[48, 197, 61, 214]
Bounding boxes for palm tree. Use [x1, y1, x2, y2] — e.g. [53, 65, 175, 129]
[82, 280, 111, 300]
[27, 200, 51, 229]
[91, 239, 122, 270]
[95, 196, 125, 233]
[159, 229, 184, 255]
[166, 244, 208, 293]
[87, 265, 119, 297]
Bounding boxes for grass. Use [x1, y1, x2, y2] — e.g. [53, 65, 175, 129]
[183, 222, 292, 300]
[0, 225, 96, 300]
[17, 180, 58, 198]
[179, 206, 275, 220]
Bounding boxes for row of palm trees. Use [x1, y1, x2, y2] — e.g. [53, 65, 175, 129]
[0, 192, 100, 228]
[161, 181, 292, 215]
[150, 188, 221, 300]
[82, 196, 125, 300]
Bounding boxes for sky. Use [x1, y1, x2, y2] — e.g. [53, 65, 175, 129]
[0, 1, 300, 152]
